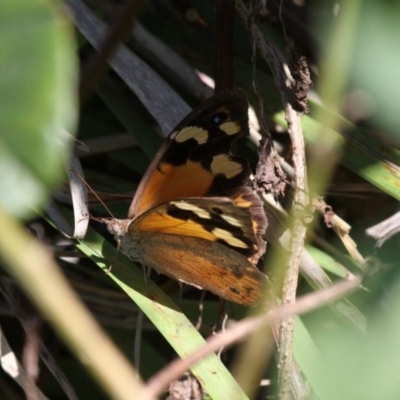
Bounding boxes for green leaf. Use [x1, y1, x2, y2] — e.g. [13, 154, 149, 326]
[274, 111, 400, 201]
[0, 0, 78, 218]
[351, 2, 400, 143]
[293, 317, 321, 395]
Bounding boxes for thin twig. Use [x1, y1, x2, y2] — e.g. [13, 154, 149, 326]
[366, 210, 400, 247]
[236, 1, 309, 397]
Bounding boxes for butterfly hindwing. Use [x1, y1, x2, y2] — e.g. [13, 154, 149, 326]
[233, 187, 268, 264]
[131, 233, 266, 307]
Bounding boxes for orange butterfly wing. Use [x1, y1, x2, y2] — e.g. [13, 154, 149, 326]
[128, 90, 251, 218]
[122, 197, 267, 306]
[131, 197, 259, 259]
[138, 233, 266, 307]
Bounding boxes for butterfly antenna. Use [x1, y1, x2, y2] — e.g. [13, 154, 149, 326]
[71, 169, 116, 219]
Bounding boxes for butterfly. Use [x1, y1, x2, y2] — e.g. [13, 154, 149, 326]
[105, 89, 268, 306]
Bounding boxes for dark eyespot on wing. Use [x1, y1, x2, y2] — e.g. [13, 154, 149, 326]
[211, 111, 228, 125]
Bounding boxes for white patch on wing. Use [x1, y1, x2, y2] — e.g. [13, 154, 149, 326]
[171, 126, 208, 144]
[210, 154, 242, 178]
[212, 228, 248, 248]
[171, 201, 211, 219]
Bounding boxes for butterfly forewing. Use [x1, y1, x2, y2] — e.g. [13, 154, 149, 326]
[128, 90, 251, 218]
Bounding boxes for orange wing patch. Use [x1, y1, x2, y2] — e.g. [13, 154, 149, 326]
[133, 153, 247, 217]
[132, 207, 217, 241]
[132, 160, 215, 216]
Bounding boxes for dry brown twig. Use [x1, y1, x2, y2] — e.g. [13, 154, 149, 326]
[366, 210, 400, 247]
[236, 1, 310, 398]
[314, 198, 365, 263]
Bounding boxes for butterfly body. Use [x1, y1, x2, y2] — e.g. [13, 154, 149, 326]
[106, 90, 268, 306]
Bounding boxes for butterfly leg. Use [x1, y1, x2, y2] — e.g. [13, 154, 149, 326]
[195, 290, 206, 330]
